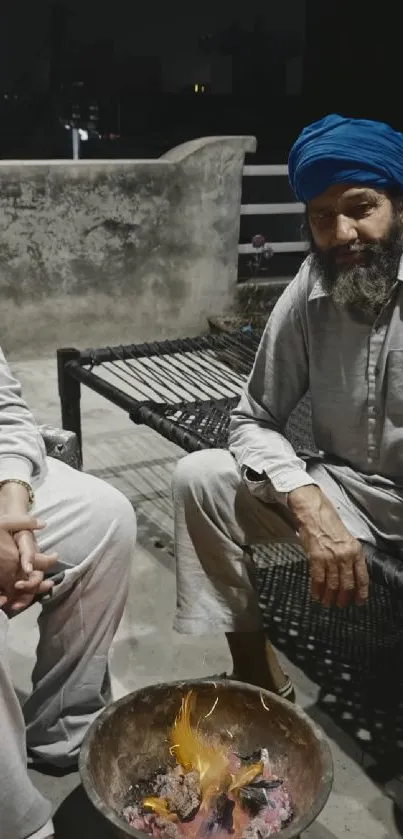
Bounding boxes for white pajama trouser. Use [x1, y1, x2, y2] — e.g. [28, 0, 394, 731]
[0, 457, 136, 839]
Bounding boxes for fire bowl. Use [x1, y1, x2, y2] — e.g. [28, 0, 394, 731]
[79, 679, 333, 839]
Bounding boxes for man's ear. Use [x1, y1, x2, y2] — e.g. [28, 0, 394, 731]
[393, 194, 403, 221]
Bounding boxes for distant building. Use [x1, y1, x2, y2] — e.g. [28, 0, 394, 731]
[197, 19, 302, 97]
[161, 52, 212, 94]
[61, 40, 116, 94]
[118, 55, 162, 94]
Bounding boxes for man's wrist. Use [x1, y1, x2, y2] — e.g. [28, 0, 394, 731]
[287, 484, 323, 524]
[0, 481, 32, 514]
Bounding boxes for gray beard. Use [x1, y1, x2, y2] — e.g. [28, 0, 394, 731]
[309, 220, 403, 322]
[322, 260, 397, 322]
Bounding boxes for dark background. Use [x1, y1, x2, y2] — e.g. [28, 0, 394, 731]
[0, 0, 399, 161]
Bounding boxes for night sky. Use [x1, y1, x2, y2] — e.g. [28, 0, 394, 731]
[0, 0, 305, 88]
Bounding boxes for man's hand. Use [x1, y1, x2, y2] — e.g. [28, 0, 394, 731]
[0, 483, 58, 612]
[10, 529, 58, 612]
[0, 514, 47, 607]
[288, 485, 369, 608]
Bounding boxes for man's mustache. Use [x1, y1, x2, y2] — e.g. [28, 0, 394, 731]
[326, 242, 373, 259]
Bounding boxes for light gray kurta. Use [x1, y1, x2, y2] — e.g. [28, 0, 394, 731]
[230, 256, 403, 547]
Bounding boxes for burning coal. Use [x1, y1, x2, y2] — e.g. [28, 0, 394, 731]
[122, 691, 293, 838]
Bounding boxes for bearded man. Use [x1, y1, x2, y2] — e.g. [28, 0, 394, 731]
[171, 114, 403, 700]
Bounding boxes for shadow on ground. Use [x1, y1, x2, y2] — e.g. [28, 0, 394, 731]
[255, 545, 403, 772]
[54, 784, 115, 838]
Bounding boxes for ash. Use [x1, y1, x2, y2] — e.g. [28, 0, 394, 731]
[122, 766, 200, 837]
[123, 804, 182, 839]
[156, 765, 201, 820]
[122, 749, 293, 839]
[242, 783, 293, 839]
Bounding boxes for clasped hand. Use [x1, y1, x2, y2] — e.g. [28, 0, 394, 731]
[0, 515, 58, 613]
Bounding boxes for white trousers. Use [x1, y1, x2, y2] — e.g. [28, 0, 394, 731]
[0, 457, 136, 839]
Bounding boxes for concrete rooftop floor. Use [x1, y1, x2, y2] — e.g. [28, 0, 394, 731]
[6, 354, 403, 839]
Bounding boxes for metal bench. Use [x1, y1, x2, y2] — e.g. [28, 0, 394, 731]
[39, 424, 81, 471]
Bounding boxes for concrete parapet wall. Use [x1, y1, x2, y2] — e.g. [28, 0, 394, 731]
[0, 135, 256, 357]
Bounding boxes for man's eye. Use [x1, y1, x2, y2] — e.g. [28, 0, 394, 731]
[349, 204, 372, 218]
[311, 213, 332, 225]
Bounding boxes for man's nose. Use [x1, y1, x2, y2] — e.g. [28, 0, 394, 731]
[332, 213, 358, 246]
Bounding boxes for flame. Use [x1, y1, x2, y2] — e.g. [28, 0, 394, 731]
[143, 797, 177, 821]
[141, 690, 264, 829]
[169, 691, 231, 800]
[228, 761, 263, 793]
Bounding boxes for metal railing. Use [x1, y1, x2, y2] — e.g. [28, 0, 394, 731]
[239, 164, 308, 258]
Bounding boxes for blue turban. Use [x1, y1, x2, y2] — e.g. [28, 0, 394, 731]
[288, 113, 403, 202]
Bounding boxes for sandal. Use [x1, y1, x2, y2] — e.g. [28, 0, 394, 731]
[200, 672, 296, 703]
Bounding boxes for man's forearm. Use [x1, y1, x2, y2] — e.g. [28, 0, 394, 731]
[288, 483, 349, 538]
[0, 347, 47, 483]
[230, 396, 314, 494]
